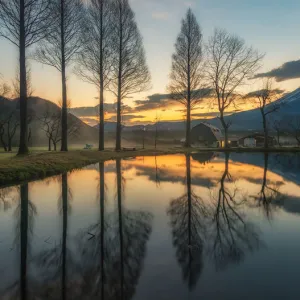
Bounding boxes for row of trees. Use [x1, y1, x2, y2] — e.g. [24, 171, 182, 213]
[0, 1, 288, 153]
[168, 9, 284, 148]
[0, 0, 151, 154]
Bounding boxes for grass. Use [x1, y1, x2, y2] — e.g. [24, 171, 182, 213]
[0, 147, 191, 187]
[1, 145, 300, 188]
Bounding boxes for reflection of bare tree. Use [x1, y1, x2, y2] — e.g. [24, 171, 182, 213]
[0, 187, 15, 211]
[0, 183, 37, 300]
[168, 154, 207, 290]
[32, 173, 73, 300]
[106, 159, 153, 300]
[252, 153, 285, 219]
[209, 153, 260, 270]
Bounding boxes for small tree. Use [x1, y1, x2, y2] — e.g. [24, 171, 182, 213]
[76, 0, 114, 151]
[207, 28, 263, 147]
[0, 0, 51, 154]
[38, 107, 61, 151]
[154, 112, 161, 149]
[168, 8, 205, 147]
[34, 0, 84, 151]
[245, 80, 283, 148]
[110, 0, 151, 151]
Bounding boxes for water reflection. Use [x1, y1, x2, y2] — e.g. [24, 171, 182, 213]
[168, 154, 207, 289]
[209, 153, 261, 270]
[2, 153, 300, 299]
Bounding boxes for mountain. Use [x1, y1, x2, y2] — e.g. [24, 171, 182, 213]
[78, 88, 300, 133]
[0, 97, 98, 147]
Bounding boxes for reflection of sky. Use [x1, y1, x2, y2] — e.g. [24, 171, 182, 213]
[1, 154, 300, 298]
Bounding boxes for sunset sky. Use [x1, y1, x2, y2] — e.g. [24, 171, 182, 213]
[1, 0, 300, 125]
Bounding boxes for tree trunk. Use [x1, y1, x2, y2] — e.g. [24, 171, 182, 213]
[220, 113, 228, 148]
[20, 183, 29, 300]
[185, 20, 191, 148]
[8, 138, 12, 152]
[53, 141, 57, 151]
[60, 0, 68, 152]
[154, 128, 158, 149]
[262, 111, 268, 149]
[186, 154, 192, 285]
[116, 4, 123, 151]
[185, 103, 191, 148]
[99, 0, 105, 151]
[48, 138, 52, 151]
[0, 131, 8, 152]
[18, 0, 29, 155]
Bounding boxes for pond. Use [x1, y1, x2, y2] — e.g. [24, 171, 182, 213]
[1, 152, 300, 299]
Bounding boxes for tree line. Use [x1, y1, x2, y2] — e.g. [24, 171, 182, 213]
[0, 1, 289, 154]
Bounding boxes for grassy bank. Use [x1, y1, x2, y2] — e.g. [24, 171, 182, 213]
[0, 148, 189, 187]
[1, 146, 300, 188]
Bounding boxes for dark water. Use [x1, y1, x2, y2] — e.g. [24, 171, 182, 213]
[1, 152, 300, 299]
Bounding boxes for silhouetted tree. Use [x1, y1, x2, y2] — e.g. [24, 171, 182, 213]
[168, 154, 207, 289]
[207, 29, 263, 147]
[110, 0, 151, 150]
[245, 80, 283, 148]
[34, 0, 84, 151]
[76, 0, 114, 151]
[168, 9, 205, 147]
[0, 0, 51, 154]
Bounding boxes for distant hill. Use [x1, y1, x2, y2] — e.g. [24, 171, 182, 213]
[0, 97, 98, 147]
[74, 88, 300, 133]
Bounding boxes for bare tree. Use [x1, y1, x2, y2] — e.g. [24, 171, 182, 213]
[207, 28, 263, 147]
[12, 62, 34, 98]
[38, 106, 61, 151]
[34, 0, 84, 151]
[76, 0, 113, 151]
[110, 0, 151, 150]
[0, 0, 51, 154]
[272, 119, 284, 147]
[245, 80, 283, 148]
[0, 75, 11, 98]
[168, 9, 205, 147]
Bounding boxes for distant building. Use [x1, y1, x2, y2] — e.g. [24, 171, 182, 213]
[190, 123, 223, 148]
[238, 134, 276, 147]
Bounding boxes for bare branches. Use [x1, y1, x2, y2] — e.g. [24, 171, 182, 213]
[207, 28, 263, 147]
[110, 0, 151, 150]
[168, 9, 205, 147]
[34, 0, 84, 71]
[75, 0, 113, 88]
[245, 79, 283, 148]
[168, 9, 205, 107]
[0, 0, 51, 48]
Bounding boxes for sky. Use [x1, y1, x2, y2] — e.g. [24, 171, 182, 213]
[1, 0, 300, 125]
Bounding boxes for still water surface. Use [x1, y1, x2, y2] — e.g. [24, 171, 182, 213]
[1, 153, 300, 299]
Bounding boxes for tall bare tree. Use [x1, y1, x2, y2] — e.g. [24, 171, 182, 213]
[0, 0, 50, 154]
[34, 0, 84, 151]
[245, 80, 283, 148]
[168, 9, 204, 147]
[76, 0, 113, 151]
[110, 0, 151, 151]
[207, 28, 263, 147]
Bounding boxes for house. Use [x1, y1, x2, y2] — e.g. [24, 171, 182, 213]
[190, 123, 223, 148]
[238, 134, 276, 147]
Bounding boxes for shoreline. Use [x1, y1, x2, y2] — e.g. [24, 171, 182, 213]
[1, 147, 300, 188]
